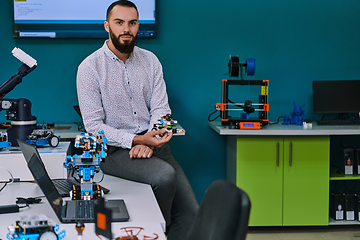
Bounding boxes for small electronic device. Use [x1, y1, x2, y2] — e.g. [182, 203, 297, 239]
[95, 197, 113, 239]
[330, 193, 345, 221]
[0, 204, 19, 214]
[344, 148, 354, 175]
[345, 193, 356, 221]
[239, 122, 261, 130]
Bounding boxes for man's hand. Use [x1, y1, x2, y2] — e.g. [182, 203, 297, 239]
[133, 129, 173, 148]
[129, 144, 154, 159]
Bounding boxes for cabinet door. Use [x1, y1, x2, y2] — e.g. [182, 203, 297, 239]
[236, 137, 283, 226]
[283, 137, 330, 226]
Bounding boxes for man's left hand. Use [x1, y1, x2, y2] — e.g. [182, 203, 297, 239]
[129, 144, 154, 159]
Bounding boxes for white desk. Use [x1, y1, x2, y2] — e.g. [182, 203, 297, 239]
[208, 121, 360, 136]
[0, 175, 166, 239]
[0, 123, 82, 139]
[0, 142, 70, 181]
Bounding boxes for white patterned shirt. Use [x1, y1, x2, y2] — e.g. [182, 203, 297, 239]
[76, 40, 171, 149]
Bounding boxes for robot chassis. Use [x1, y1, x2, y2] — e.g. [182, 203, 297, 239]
[63, 130, 107, 201]
[7, 215, 65, 240]
[26, 128, 60, 148]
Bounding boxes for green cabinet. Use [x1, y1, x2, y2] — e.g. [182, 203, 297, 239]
[235, 136, 330, 226]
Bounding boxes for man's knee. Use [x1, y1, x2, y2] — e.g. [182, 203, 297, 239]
[151, 163, 177, 193]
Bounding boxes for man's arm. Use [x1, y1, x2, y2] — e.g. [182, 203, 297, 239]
[76, 59, 136, 149]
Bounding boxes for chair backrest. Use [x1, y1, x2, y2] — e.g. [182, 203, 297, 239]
[186, 180, 251, 240]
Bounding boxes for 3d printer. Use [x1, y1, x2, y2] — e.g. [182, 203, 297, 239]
[0, 48, 38, 146]
[215, 56, 269, 129]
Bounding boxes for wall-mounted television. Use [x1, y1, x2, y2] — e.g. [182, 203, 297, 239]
[312, 80, 360, 114]
[13, 0, 156, 39]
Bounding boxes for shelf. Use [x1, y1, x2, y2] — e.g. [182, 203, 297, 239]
[329, 174, 360, 180]
[329, 218, 360, 225]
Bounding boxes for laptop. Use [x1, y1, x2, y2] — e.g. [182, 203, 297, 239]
[18, 139, 129, 223]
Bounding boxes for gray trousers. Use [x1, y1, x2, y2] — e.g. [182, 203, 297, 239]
[101, 143, 199, 240]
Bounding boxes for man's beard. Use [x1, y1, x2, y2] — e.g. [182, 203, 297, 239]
[109, 27, 137, 54]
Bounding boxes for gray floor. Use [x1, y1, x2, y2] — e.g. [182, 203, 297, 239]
[247, 226, 360, 240]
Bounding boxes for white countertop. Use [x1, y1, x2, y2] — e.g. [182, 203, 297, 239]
[208, 121, 360, 136]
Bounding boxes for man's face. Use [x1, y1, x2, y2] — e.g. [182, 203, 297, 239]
[105, 5, 139, 54]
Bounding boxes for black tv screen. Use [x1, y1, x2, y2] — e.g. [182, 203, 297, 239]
[312, 80, 360, 114]
[13, 0, 156, 39]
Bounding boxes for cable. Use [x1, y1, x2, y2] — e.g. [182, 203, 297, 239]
[16, 197, 42, 205]
[0, 182, 7, 193]
[0, 166, 15, 192]
[96, 170, 105, 183]
[269, 116, 285, 125]
[0, 166, 14, 183]
[228, 99, 244, 109]
[208, 109, 220, 122]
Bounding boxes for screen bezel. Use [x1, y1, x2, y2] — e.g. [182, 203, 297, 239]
[312, 80, 360, 114]
[12, 0, 157, 39]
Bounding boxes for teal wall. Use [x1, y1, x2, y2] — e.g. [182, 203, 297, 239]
[1, 0, 360, 202]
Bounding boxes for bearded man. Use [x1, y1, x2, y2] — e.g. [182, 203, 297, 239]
[76, 1, 199, 240]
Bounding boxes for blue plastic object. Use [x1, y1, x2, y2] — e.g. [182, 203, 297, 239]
[246, 58, 256, 76]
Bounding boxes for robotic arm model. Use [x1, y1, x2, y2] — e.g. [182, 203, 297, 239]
[63, 130, 108, 201]
[0, 47, 38, 146]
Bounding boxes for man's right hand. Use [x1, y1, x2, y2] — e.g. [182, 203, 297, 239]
[133, 129, 173, 148]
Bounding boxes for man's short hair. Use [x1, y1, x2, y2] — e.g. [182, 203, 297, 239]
[106, 0, 139, 21]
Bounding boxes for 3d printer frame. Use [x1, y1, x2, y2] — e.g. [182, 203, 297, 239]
[216, 79, 269, 129]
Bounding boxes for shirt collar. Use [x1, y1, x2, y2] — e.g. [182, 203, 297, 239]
[103, 40, 136, 62]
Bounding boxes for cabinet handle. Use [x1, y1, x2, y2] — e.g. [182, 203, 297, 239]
[276, 142, 279, 166]
[289, 141, 293, 166]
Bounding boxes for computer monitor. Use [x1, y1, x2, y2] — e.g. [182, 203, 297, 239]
[13, 0, 156, 39]
[312, 80, 360, 115]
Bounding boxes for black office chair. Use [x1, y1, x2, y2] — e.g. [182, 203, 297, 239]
[186, 179, 251, 240]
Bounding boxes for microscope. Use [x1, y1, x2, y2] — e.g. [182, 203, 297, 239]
[0, 48, 38, 146]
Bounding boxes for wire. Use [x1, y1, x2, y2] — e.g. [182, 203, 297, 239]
[208, 109, 220, 122]
[228, 99, 244, 109]
[96, 170, 105, 183]
[0, 166, 14, 183]
[18, 204, 30, 209]
[0, 166, 15, 192]
[269, 116, 285, 125]
[0, 182, 7, 192]
[16, 197, 42, 205]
